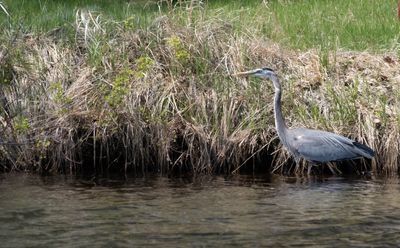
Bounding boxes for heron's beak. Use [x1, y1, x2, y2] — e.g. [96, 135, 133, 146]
[231, 69, 258, 77]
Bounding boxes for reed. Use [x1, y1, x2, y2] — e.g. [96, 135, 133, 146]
[0, 1, 399, 175]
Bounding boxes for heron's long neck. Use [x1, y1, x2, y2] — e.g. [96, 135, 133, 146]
[273, 86, 288, 142]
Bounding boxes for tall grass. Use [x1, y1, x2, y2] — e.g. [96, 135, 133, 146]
[0, 1, 399, 175]
[264, 0, 400, 51]
[1, 0, 399, 50]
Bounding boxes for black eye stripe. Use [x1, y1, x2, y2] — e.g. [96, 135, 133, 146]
[262, 67, 274, 72]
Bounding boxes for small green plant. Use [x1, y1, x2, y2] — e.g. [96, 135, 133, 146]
[49, 81, 72, 105]
[97, 111, 118, 131]
[105, 69, 132, 108]
[166, 35, 181, 49]
[122, 16, 135, 29]
[175, 49, 190, 62]
[87, 39, 110, 67]
[49, 81, 73, 113]
[14, 116, 30, 134]
[134, 56, 154, 79]
[0, 63, 13, 85]
[166, 35, 190, 63]
[377, 95, 389, 127]
[319, 48, 330, 69]
[310, 101, 322, 122]
[35, 139, 51, 160]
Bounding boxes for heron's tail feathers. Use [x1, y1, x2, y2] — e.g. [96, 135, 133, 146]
[353, 142, 375, 159]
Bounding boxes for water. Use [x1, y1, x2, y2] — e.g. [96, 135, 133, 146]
[1, 173, 400, 247]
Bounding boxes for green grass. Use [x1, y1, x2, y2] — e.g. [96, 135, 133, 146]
[1, 0, 399, 51]
[0, 0, 160, 34]
[267, 0, 400, 51]
[208, 0, 400, 51]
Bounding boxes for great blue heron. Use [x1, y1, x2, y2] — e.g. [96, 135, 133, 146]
[233, 67, 375, 174]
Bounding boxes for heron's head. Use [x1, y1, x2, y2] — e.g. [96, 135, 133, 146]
[232, 67, 276, 79]
[232, 67, 280, 90]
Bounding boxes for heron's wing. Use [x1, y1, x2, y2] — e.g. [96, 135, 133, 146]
[289, 129, 362, 162]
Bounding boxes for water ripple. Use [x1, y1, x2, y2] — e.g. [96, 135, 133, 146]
[0, 174, 400, 247]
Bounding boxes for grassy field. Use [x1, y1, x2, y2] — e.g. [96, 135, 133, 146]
[0, 0, 399, 175]
[1, 0, 400, 50]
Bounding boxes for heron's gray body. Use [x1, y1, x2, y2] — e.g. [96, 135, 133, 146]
[284, 128, 374, 163]
[233, 67, 375, 169]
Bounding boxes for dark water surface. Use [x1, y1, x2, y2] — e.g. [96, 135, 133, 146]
[1, 173, 400, 247]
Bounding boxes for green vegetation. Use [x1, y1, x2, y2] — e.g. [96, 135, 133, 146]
[1, 0, 399, 50]
[0, 0, 399, 175]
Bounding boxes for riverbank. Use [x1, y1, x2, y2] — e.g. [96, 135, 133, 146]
[0, 1, 399, 175]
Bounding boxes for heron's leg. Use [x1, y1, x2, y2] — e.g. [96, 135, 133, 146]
[307, 162, 317, 176]
[326, 162, 337, 175]
[307, 164, 312, 175]
[294, 157, 301, 175]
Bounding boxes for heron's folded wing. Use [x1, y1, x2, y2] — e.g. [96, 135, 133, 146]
[293, 132, 359, 162]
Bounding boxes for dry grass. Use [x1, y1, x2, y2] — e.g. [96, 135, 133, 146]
[0, 8, 399, 175]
